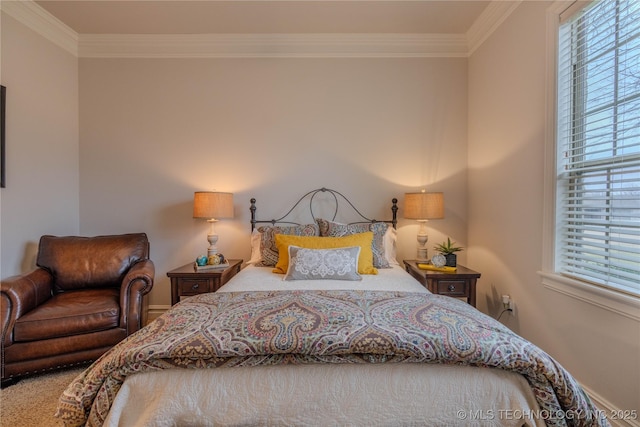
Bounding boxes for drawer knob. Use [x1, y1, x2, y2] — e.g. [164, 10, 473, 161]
[192, 284, 199, 290]
[448, 284, 456, 292]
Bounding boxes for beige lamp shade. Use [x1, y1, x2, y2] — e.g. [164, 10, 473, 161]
[404, 192, 444, 220]
[193, 192, 234, 220]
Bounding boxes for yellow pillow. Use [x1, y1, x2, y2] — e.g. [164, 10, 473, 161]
[274, 232, 378, 275]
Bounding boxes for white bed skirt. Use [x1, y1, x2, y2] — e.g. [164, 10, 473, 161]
[105, 362, 542, 426]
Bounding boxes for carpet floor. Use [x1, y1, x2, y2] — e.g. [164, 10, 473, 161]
[0, 367, 85, 427]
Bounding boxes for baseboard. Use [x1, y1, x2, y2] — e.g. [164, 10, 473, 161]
[147, 305, 171, 323]
[583, 384, 639, 427]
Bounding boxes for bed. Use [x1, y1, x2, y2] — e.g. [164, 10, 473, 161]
[56, 188, 607, 427]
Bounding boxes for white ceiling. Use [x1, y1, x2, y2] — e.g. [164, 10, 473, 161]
[35, 1, 492, 35]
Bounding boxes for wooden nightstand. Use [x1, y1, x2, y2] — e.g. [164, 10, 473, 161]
[403, 260, 481, 307]
[167, 259, 243, 305]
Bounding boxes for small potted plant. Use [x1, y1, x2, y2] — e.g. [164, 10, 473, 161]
[434, 238, 463, 267]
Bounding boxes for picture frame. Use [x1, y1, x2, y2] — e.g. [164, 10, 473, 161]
[1, 85, 5, 188]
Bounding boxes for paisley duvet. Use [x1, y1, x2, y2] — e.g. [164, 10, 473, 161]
[56, 290, 607, 427]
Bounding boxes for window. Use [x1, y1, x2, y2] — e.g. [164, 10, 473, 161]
[555, 0, 640, 297]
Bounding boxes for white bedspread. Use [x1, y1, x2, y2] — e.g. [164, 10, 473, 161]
[107, 361, 542, 427]
[218, 264, 428, 293]
[103, 265, 544, 427]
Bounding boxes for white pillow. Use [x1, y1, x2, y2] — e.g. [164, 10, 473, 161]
[384, 226, 399, 266]
[284, 246, 362, 281]
[247, 229, 262, 264]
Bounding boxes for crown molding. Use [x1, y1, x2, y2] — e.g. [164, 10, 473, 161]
[0, 0, 78, 56]
[466, 0, 522, 56]
[3, 0, 521, 59]
[78, 33, 468, 58]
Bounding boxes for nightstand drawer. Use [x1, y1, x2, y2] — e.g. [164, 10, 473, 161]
[402, 260, 481, 307]
[178, 279, 210, 296]
[168, 260, 243, 305]
[436, 280, 467, 297]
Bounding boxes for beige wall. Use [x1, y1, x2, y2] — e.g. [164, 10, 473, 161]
[468, 0, 639, 415]
[78, 57, 469, 307]
[0, 14, 79, 277]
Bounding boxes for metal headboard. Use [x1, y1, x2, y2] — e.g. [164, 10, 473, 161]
[250, 187, 398, 231]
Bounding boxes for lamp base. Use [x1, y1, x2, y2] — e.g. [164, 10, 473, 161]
[207, 233, 219, 256]
[416, 225, 429, 263]
[416, 248, 428, 263]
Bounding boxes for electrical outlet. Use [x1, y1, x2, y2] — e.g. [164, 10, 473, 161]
[501, 294, 515, 316]
[501, 294, 510, 309]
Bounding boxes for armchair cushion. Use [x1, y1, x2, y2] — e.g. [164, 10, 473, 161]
[36, 234, 149, 292]
[13, 288, 120, 342]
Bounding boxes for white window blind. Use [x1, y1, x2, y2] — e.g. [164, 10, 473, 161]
[556, 0, 640, 296]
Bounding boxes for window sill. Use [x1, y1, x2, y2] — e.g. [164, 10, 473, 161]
[538, 271, 640, 322]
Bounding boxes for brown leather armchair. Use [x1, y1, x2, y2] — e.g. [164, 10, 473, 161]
[1, 233, 154, 384]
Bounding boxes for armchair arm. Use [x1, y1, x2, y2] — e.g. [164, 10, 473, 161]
[119, 259, 155, 335]
[1, 269, 53, 348]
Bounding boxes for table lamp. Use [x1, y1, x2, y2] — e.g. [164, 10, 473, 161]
[193, 191, 234, 256]
[404, 191, 444, 261]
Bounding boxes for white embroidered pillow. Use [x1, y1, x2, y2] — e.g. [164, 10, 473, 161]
[284, 246, 362, 281]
